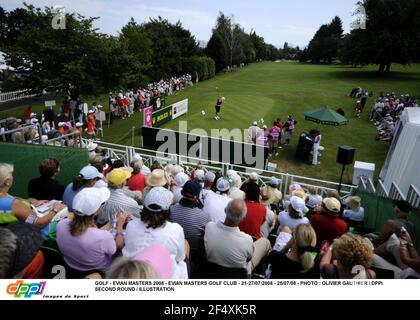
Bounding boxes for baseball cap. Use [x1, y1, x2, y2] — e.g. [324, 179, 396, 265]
[253, 121, 258, 126]
[132, 154, 142, 162]
[249, 172, 259, 182]
[394, 200, 412, 214]
[144, 187, 173, 212]
[270, 177, 279, 187]
[87, 142, 98, 152]
[323, 197, 341, 213]
[216, 177, 230, 193]
[194, 169, 205, 182]
[182, 180, 202, 197]
[174, 172, 189, 187]
[79, 165, 103, 180]
[75, 122, 83, 127]
[204, 171, 216, 183]
[290, 196, 306, 214]
[73, 187, 111, 216]
[108, 168, 132, 186]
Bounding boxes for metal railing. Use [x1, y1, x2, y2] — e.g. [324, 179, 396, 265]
[376, 180, 389, 198]
[0, 89, 36, 103]
[389, 182, 407, 201]
[84, 139, 358, 198]
[407, 185, 420, 209]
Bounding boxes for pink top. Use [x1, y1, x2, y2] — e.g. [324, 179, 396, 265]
[135, 245, 173, 279]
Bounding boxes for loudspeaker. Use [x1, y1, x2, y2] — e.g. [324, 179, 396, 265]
[337, 145, 355, 165]
[296, 133, 314, 161]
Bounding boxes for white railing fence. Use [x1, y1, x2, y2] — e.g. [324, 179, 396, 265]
[358, 176, 420, 209]
[0, 89, 36, 103]
[84, 139, 358, 199]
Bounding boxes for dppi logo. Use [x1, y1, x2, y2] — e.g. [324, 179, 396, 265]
[6, 280, 46, 298]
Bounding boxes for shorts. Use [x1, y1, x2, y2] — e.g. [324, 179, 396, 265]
[215, 105, 221, 113]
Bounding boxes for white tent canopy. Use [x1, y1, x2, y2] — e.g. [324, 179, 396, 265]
[380, 108, 420, 195]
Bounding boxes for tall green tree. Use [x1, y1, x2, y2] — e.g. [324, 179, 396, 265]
[342, 0, 420, 72]
[205, 32, 228, 72]
[1, 4, 130, 97]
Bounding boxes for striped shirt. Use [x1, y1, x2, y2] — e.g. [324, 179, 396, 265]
[98, 188, 141, 225]
[170, 199, 210, 251]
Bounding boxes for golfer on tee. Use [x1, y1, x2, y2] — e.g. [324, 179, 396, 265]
[214, 96, 224, 120]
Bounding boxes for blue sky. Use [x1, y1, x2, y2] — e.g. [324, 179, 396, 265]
[3, 0, 359, 47]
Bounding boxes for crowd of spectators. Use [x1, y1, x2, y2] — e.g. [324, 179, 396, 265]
[1, 146, 418, 280]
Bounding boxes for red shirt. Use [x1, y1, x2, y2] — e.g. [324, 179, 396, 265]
[311, 213, 347, 245]
[128, 173, 146, 193]
[239, 201, 266, 240]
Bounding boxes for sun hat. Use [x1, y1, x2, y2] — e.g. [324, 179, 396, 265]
[144, 187, 173, 212]
[108, 168, 132, 186]
[87, 142, 98, 152]
[147, 169, 168, 187]
[292, 189, 307, 200]
[73, 187, 111, 216]
[323, 197, 341, 213]
[132, 154, 142, 162]
[261, 186, 273, 206]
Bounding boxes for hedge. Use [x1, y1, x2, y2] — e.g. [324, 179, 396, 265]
[181, 56, 216, 81]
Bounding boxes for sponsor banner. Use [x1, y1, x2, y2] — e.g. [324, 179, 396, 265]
[152, 105, 173, 127]
[172, 99, 188, 120]
[143, 107, 153, 128]
[45, 100, 56, 107]
[0, 279, 419, 301]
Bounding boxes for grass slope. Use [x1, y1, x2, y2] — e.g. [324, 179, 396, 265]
[2, 62, 420, 183]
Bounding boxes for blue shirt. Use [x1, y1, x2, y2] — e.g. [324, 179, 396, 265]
[343, 207, 365, 222]
[62, 183, 83, 212]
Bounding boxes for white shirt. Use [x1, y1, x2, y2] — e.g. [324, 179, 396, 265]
[173, 186, 183, 203]
[278, 210, 310, 231]
[123, 219, 188, 279]
[202, 192, 231, 223]
[204, 221, 253, 269]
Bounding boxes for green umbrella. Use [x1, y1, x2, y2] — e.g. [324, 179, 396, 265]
[304, 107, 348, 126]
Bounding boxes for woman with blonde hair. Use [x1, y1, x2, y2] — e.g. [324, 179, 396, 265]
[320, 233, 376, 279]
[0, 163, 64, 227]
[107, 258, 157, 279]
[268, 224, 319, 279]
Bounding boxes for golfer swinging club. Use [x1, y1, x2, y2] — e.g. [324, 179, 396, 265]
[214, 96, 225, 120]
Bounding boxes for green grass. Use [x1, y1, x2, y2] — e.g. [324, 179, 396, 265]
[2, 62, 420, 184]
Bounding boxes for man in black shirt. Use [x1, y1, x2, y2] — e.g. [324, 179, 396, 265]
[28, 159, 65, 201]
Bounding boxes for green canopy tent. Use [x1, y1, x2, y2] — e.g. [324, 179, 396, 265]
[304, 107, 348, 126]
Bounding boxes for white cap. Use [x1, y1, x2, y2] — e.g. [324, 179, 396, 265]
[230, 189, 245, 200]
[58, 122, 65, 127]
[227, 169, 236, 177]
[73, 188, 110, 216]
[30, 113, 36, 117]
[216, 177, 230, 192]
[249, 172, 259, 182]
[79, 165, 103, 180]
[98, 105, 104, 109]
[144, 187, 174, 212]
[204, 171, 216, 183]
[132, 154, 142, 162]
[290, 196, 306, 214]
[87, 142, 98, 152]
[88, 110, 94, 114]
[194, 169, 205, 182]
[270, 177, 279, 187]
[253, 121, 258, 126]
[75, 122, 83, 127]
[174, 172, 189, 187]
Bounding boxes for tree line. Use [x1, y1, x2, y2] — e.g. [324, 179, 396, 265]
[300, 0, 420, 73]
[0, 5, 287, 98]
